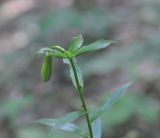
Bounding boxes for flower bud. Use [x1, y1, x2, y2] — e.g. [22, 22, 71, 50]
[41, 53, 52, 82]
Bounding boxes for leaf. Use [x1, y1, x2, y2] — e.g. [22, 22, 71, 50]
[90, 108, 102, 138]
[68, 34, 83, 52]
[35, 119, 88, 137]
[75, 40, 115, 56]
[92, 117, 102, 138]
[90, 82, 132, 122]
[63, 58, 84, 89]
[55, 110, 86, 128]
[51, 45, 65, 53]
[38, 47, 66, 58]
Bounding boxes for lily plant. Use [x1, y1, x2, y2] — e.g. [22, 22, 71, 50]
[36, 35, 131, 138]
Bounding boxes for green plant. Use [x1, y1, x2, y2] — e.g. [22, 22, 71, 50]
[35, 35, 131, 138]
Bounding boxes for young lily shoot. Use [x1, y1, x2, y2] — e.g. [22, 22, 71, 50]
[35, 34, 131, 138]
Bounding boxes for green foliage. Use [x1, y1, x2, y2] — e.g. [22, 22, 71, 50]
[101, 93, 160, 127]
[35, 35, 131, 138]
[38, 47, 66, 58]
[63, 58, 84, 89]
[55, 110, 86, 128]
[68, 35, 83, 53]
[75, 40, 115, 56]
[35, 119, 88, 137]
[91, 117, 102, 138]
[1, 2, 160, 138]
[90, 83, 131, 123]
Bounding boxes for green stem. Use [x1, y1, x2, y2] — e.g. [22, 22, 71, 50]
[69, 58, 93, 138]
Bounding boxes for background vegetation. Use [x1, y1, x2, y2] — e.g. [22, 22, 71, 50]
[0, 0, 160, 138]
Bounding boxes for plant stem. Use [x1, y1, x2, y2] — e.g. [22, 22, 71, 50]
[69, 58, 93, 138]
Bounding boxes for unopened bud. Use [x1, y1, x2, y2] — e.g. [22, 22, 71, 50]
[41, 53, 53, 82]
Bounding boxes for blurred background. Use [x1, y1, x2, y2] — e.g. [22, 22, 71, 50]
[0, 0, 160, 138]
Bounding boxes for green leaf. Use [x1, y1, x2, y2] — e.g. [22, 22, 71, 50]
[63, 58, 84, 89]
[68, 34, 83, 52]
[35, 119, 88, 137]
[38, 47, 66, 58]
[90, 109, 102, 138]
[51, 45, 65, 53]
[92, 117, 102, 138]
[90, 82, 132, 122]
[75, 40, 115, 56]
[55, 110, 86, 128]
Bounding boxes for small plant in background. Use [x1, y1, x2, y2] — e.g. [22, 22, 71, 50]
[35, 35, 131, 138]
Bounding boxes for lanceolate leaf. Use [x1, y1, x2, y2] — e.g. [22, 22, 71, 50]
[38, 47, 66, 58]
[63, 58, 84, 89]
[90, 82, 132, 123]
[90, 109, 102, 138]
[35, 119, 88, 137]
[75, 40, 115, 56]
[68, 34, 83, 53]
[92, 117, 102, 138]
[55, 110, 86, 128]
